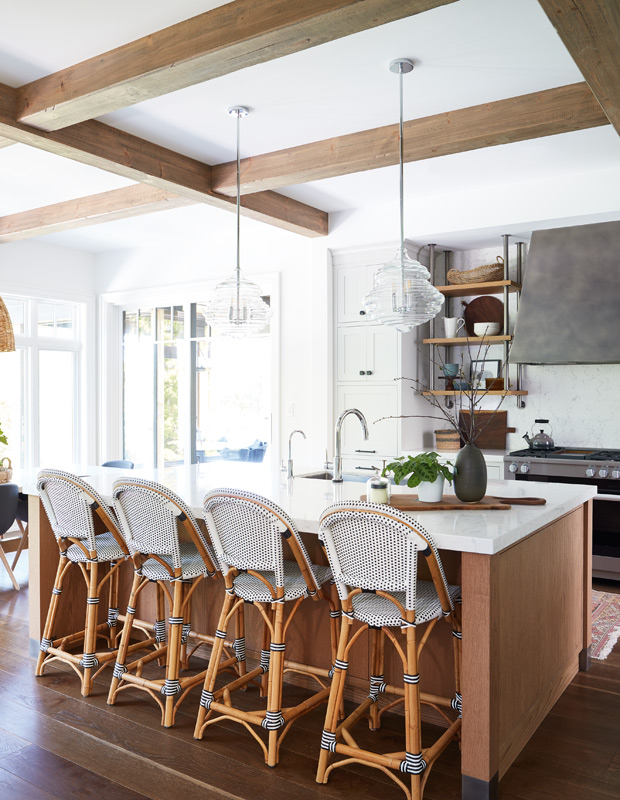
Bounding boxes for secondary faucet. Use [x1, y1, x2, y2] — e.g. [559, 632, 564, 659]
[287, 429, 306, 478]
[333, 408, 369, 483]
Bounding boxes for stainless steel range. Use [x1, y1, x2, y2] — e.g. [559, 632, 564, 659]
[505, 447, 620, 580]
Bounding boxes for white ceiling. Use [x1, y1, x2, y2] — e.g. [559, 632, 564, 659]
[0, 0, 619, 253]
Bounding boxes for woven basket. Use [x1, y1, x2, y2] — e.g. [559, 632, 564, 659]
[0, 296, 15, 352]
[434, 429, 461, 451]
[0, 457, 12, 484]
[447, 256, 504, 285]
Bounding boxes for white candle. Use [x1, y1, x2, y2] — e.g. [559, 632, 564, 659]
[368, 485, 389, 504]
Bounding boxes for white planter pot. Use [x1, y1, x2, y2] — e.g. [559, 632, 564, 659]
[417, 475, 445, 503]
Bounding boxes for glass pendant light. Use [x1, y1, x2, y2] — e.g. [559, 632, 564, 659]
[363, 59, 444, 332]
[204, 106, 272, 338]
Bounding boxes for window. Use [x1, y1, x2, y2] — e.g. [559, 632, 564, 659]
[0, 295, 87, 469]
[122, 300, 272, 469]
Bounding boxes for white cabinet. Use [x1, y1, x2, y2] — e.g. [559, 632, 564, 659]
[336, 265, 375, 323]
[336, 385, 399, 458]
[337, 325, 399, 382]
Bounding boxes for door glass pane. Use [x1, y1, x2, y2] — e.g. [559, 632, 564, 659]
[194, 319, 271, 466]
[157, 338, 184, 467]
[0, 349, 25, 469]
[156, 307, 172, 342]
[38, 303, 55, 337]
[123, 311, 154, 467]
[39, 350, 75, 466]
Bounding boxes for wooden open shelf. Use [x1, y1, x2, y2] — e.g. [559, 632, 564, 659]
[423, 334, 512, 345]
[423, 390, 528, 397]
[436, 280, 521, 298]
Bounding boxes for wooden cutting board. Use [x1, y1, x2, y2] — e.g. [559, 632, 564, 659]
[360, 494, 546, 511]
[462, 296, 504, 335]
[459, 410, 516, 450]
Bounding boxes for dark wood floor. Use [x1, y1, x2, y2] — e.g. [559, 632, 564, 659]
[1, 557, 619, 800]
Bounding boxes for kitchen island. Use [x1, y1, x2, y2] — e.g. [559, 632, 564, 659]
[19, 464, 595, 800]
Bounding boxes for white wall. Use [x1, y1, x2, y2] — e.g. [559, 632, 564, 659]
[0, 239, 96, 296]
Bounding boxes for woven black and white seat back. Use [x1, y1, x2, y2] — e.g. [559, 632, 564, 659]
[203, 488, 319, 591]
[319, 501, 452, 613]
[113, 477, 214, 570]
[37, 469, 110, 551]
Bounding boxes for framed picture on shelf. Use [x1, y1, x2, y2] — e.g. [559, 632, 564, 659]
[470, 358, 501, 388]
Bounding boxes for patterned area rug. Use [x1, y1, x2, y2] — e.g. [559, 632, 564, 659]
[592, 590, 620, 660]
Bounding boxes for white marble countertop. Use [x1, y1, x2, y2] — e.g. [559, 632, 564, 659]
[17, 463, 596, 556]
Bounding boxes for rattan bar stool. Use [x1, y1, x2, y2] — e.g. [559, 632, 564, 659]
[316, 501, 462, 800]
[108, 477, 242, 728]
[36, 469, 141, 696]
[194, 488, 339, 768]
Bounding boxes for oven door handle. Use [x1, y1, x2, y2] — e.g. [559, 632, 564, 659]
[594, 493, 620, 501]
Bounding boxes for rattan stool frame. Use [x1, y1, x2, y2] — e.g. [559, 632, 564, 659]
[36, 470, 152, 697]
[316, 502, 462, 800]
[194, 488, 340, 768]
[108, 478, 243, 728]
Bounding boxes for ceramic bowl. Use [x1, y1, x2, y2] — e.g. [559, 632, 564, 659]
[452, 379, 470, 390]
[442, 363, 459, 378]
[473, 322, 501, 336]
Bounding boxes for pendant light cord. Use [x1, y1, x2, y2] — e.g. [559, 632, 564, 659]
[398, 63, 405, 268]
[235, 109, 241, 318]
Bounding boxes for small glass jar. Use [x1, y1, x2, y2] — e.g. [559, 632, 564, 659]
[366, 471, 391, 505]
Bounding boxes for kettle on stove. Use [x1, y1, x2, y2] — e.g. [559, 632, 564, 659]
[523, 419, 555, 450]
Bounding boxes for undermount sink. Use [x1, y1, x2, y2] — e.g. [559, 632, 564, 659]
[299, 471, 369, 483]
[300, 471, 334, 480]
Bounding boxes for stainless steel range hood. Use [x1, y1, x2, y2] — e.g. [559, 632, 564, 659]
[510, 220, 620, 365]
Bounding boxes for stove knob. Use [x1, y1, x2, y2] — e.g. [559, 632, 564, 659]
[519, 463, 530, 474]
[509, 462, 519, 473]
[586, 466, 596, 478]
[612, 470, 620, 480]
[599, 467, 609, 478]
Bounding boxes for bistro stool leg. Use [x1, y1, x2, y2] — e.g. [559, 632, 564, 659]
[259, 606, 272, 698]
[108, 571, 142, 705]
[36, 555, 70, 677]
[106, 560, 121, 649]
[163, 579, 185, 727]
[194, 589, 236, 739]
[265, 600, 286, 768]
[369, 626, 385, 731]
[316, 612, 353, 784]
[155, 582, 167, 667]
[234, 601, 247, 680]
[79, 561, 100, 697]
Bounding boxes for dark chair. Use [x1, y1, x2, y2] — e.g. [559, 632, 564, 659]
[102, 460, 134, 469]
[248, 441, 268, 463]
[0, 482, 29, 590]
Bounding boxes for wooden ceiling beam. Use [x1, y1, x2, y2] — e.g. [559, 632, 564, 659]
[0, 83, 327, 238]
[212, 82, 609, 194]
[0, 136, 14, 148]
[0, 184, 195, 243]
[537, 1, 620, 134]
[16, 0, 457, 131]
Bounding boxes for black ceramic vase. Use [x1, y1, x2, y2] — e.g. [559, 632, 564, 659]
[453, 443, 487, 502]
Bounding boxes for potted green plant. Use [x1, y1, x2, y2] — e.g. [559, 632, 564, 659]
[383, 451, 453, 503]
[0, 422, 6, 446]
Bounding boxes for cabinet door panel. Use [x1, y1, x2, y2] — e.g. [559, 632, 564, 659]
[366, 326, 399, 381]
[337, 326, 367, 382]
[337, 266, 370, 323]
[336, 385, 398, 456]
